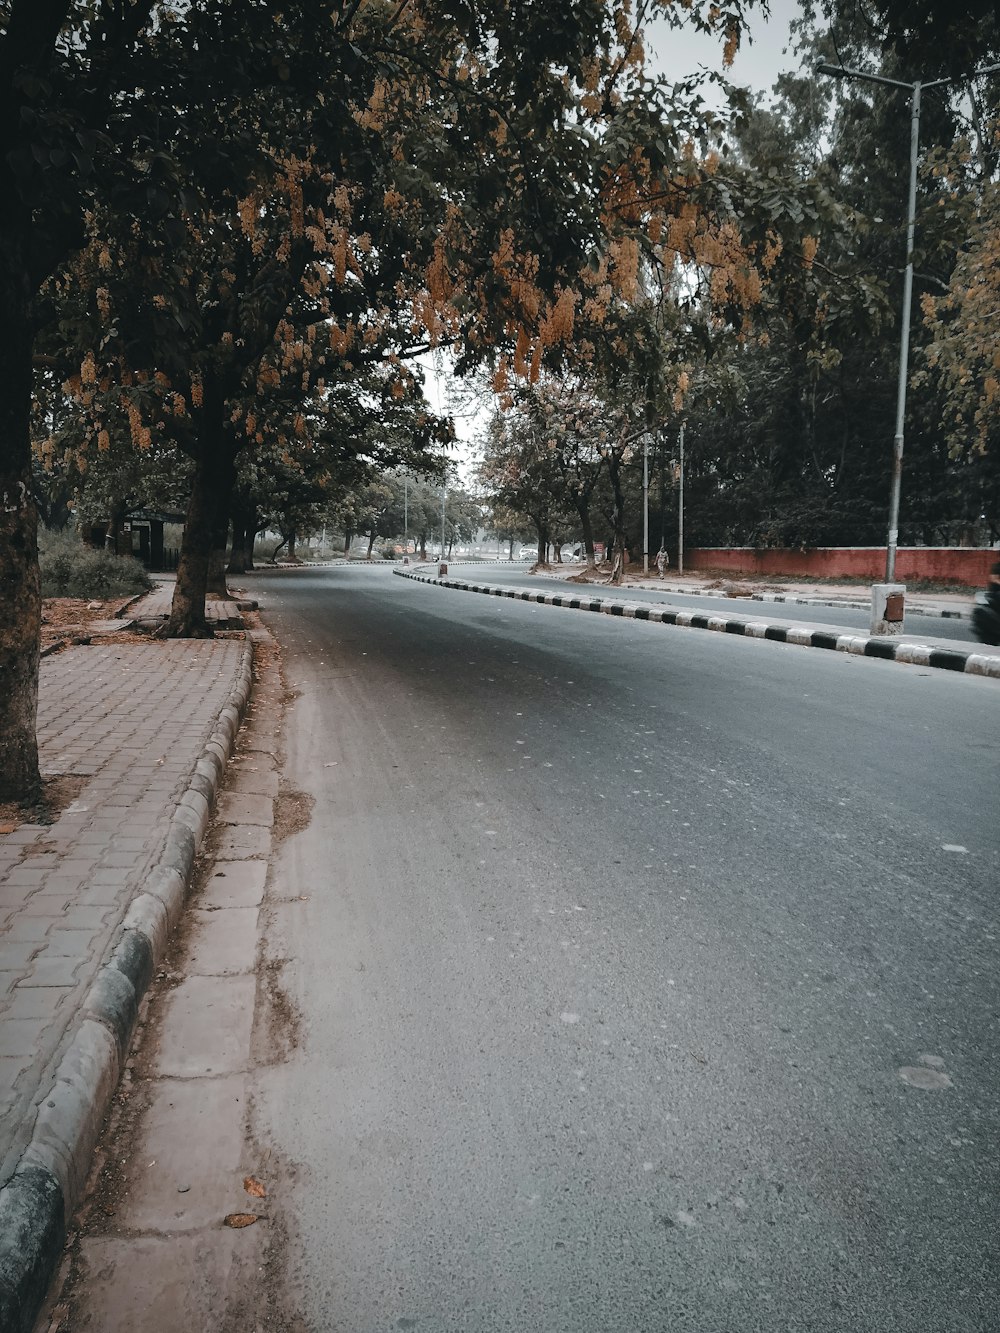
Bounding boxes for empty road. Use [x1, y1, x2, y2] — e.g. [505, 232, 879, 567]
[247, 563, 999, 1333]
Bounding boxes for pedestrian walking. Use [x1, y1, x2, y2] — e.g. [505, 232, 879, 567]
[655, 547, 668, 578]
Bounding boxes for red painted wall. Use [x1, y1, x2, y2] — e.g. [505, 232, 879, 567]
[684, 547, 998, 587]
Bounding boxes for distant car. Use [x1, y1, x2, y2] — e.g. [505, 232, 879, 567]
[518, 546, 537, 561]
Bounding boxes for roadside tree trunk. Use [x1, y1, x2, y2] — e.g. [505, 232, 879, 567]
[0, 246, 41, 801]
[104, 500, 129, 554]
[534, 524, 548, 565]
[227, 498, 256, 575]
[166, 382, 237, 637]
[206, 521, 230, 596]
[575, 500, 598, 567]
[168, 460, 221, 636]
[228, 501, 254, 573]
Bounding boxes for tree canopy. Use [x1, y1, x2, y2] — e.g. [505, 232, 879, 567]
[6, 0, 997, 803]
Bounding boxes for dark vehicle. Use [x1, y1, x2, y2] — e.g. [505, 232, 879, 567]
[971, 560, 1000, 646]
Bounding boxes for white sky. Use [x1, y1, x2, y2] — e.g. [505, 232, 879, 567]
[644, 0, 804, 103]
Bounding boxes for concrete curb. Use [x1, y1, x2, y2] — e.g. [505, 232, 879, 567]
[393, 569, 1000, 681]
[434, 563, 972, 620]
[745, 589, 968, 619]
[0, 637, 254, 1333]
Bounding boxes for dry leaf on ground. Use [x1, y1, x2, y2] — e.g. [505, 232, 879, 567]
[243, 1175, 267, 1198]
[224, 1212, 260, 1229]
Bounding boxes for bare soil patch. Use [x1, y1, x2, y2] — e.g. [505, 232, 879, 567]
[0, 773, 87, 831]
[41, 596, 151, 652]
[272, 787, 315, 845]
[250, 955, 303, 1065]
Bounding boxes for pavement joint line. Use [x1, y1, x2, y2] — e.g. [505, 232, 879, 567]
[392, 568, 1000, 680]
[0, 635, 254, 1333]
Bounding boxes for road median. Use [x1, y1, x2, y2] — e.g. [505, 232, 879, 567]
[393, 568, 1000, 680]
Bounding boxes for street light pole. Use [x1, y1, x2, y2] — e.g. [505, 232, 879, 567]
[677, 421, 685, 576]
[642, 434, 649, 575]
[815, 59, 1000, 582]
[885, 77, 921, 583]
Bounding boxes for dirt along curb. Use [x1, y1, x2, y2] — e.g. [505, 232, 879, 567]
[0, 639, 254, 1333]
[394, 569, 1000, 681]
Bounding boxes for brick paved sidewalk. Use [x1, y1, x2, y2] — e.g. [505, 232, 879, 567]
[0, 640, 247, 1188]
[128, 580, 252, 628]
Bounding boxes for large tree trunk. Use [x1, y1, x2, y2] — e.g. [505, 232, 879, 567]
[0, 251, 41, 801]
[534, 523, 548, 565]
[575, 499, 598, 567]
[227, 523, 249, 575]
[166, 385, 237, 637]
[105, 500, 127, 554]
[167, 458, 220, 637]
[206, 534, 229, 597]
[227, 497, 257, 574]
[206, 507, 230, 597]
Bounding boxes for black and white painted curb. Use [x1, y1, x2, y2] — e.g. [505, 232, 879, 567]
[0, 640, 254, 1333]
[434, 563, 971, 620]
[730, 589, 967, 619]
[394, 569, 1000, 680]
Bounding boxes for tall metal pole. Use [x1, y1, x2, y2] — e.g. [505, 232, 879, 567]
[886, 80, 921, 582]
[678, 422, 685, 576]
[441, 484, 446, 559]
[814, 61, 999, 582]
[404, 474, 409, 551]
[642, 434, 649, 575]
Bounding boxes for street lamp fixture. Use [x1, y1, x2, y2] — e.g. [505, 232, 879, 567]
[815, 60, 1000, 581]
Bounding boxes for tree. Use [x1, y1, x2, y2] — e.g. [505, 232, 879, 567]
[477, 406, 570, 564]
[1, 0, 338, 798]
[645, 4, 1000, 551]
[3, 0, 793, 801]
[917, 174, 1000, 538]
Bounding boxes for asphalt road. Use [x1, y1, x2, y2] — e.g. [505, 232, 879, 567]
[447, 564, 979, 644]
[249, 564, 999, 1333]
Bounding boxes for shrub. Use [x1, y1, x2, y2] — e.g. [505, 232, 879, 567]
[39, 529, 152, 599]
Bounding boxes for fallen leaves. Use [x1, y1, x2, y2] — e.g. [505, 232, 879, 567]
[223, 1173, 268, 1225]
